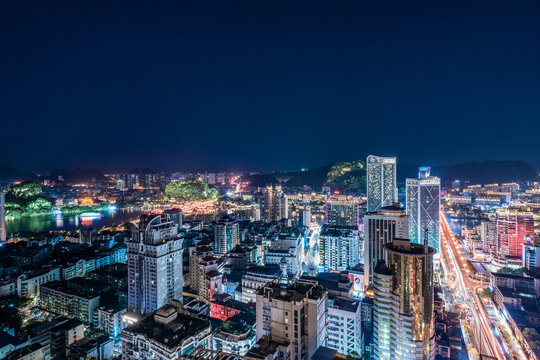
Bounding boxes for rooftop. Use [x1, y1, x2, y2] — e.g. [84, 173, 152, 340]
[125, 303, 210, 349]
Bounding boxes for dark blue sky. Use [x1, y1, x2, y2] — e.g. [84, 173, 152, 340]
[1, 1, 539, 172]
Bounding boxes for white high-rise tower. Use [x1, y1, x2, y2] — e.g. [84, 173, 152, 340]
[127, 213, 184, 315]
[367, 155, 397, 213]
[406, 176, 441, 252]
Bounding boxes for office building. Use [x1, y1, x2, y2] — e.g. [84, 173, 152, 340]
[121, 300, 212, 360]
[496, 208, 535, 260]
[326, 297, 361, 356]
[262, 185, 288, 223]
[319, 225, 360, 271]
[366, 155, 397, 213]
[406, 176, 441, 252]
[372, 238, 436, 360]
[364, 204, 408, 287]
[214, 214, 239, 254]
[255, 278, 327, 360]
[127, 213, 184, 314]
[325, 195, 359, 228]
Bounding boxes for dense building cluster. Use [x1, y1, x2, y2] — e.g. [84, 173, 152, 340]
[2, 155, 540, 360]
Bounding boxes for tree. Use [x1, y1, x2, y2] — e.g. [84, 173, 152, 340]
[523, 328, 540, 349]
[496, 267, 525, 276]
[164, 179, 219, 201]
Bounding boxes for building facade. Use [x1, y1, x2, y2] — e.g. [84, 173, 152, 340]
[364, 204, 408, 287]
[366, 155, 397, 213]
[496, 208, 535, 260]
[214, 214, 239, 254]
[319, 226, 360, 271]
[372, 239, 436, 360]
[325, 196, 359, 228]
[127, 213, 184, 315]
[406, 176, 441, 253]
[255, 278, 327, 360]
[121, 301, 212, 360]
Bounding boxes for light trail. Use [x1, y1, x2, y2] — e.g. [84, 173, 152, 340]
[440, 213, 510, 359]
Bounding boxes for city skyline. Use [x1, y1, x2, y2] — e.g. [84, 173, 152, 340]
[2, 1, 540, 171]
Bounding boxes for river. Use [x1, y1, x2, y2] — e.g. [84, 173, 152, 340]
[6, 207, 146, 235]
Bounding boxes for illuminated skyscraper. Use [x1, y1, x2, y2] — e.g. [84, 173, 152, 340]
[367, 155, 397, 213]
[496, 208, 535, 260]
[364, 204, 408, 287]
[406, 176, 441, 252]
[373, 238, 435, 360]
[127, 213, 184, 315]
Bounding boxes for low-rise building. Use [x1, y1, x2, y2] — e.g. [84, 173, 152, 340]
[39, 281, 100, 323]
[121, 300, 212, 360]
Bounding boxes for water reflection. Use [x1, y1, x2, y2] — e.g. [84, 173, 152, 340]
[6, 208, 144, 235]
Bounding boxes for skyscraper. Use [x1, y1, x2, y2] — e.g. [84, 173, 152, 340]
[496, 208, 535, 260]
[406, 176, 441, 252]
[262, 185, 288, 223]
[325, 195, 359, 228]
[364, 204, 408, 287]
[127, 213, 184, 315]
[373, 238, 436, 360]
[367, 155, 397, 213]
[214, 214, 239, 254]
[0, 192, 5, 243]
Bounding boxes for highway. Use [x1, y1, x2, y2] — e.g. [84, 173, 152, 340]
[440, 214, 509, 360]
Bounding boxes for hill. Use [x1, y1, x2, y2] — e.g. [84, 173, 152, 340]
[431, 160, 538, 185]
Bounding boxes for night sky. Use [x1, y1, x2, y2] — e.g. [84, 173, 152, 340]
[1, 1, 540, 172]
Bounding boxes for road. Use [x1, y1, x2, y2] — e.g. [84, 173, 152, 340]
[303, 223, 320, 276]
[440, 213, 510, 360]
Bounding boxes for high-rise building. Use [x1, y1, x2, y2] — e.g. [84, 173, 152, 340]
[255, 278, 327, 360]
[214, 214, 239, 254]
[189, 243, 223, 301]
[262, 185, 288, 223]
[406, 176, 441, 252]
[496, 208, 535, 260]
[299, 207, 311, 228]
[325, 195, 359, 228]
[127, 213, 184, 315]
[319, 225, 360, 271]
[480, 220, 497, 254]
[327, 296, 361, 356]
[366, 155, 397, 213]
[364, 204, 408, 287]
[373, 238, 436, 360]
[0, 192, 5, 243]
